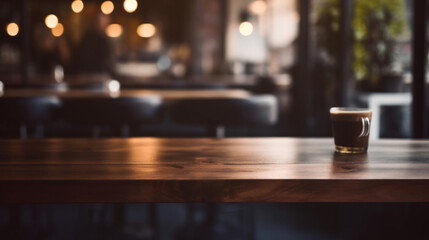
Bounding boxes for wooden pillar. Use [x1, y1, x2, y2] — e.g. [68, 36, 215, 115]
[19, 0, 30, 87]
[412, 0, 428, 138]
[296, 0, 311, 135]
[189, 0, 224, 75]
[337, 0, 354, 107]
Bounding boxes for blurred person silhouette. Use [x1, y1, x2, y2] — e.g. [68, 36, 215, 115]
[74, 11, 115, 76]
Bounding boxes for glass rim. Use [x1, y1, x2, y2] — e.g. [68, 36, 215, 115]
[330, 107, 372, 113]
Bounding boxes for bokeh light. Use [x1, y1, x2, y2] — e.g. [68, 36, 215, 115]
[123, 0, 138, 13]
[107, 80, 120, 92]
[157, 55, 171, 71]
[101, 1, 114, 15]
[137, 23, 156, 38]
[45, 14, 58, 29]
[6, 22, 19, 36]
[249, 0, 267, 15]
[105, 24, 123, 38]
[51, 23, 64, 37]
[71, 0, 84, 13]
[239, 21, 253, 36]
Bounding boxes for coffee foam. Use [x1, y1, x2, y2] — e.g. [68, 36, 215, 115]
[330, 111, 372, 121]
[330, 108, 371, 114]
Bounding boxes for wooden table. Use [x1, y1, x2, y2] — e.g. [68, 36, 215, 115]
[1, 138, 429, 203]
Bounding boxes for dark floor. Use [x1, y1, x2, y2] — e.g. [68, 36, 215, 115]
[1, 203, 429, 240]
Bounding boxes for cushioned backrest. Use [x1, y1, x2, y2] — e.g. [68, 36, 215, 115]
[170, 95, 278, 126]
[59, 96, 163, 125]
[0, 97, 60, 124]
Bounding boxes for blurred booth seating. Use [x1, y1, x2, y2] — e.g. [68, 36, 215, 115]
[27, 82, 68, 91]
[63, 74, 111, 90]
[0, 74, 23, 88]
[0, 96, 60, 138]
[27, 74, 112, 90]
[59, 95, 163, 137]
[170, 95, 278, 138]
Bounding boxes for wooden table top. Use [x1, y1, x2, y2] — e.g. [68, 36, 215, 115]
[1, 138, 429, 203]
[0, 89, 251, 100]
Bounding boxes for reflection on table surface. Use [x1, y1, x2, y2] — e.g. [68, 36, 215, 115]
[1, 138, 429, 203]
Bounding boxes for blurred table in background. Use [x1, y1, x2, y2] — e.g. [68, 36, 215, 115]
[355, 92, 412, 139]
[0, 88, 267, 138]
[0, 88, 251, 103]
[1, 138, 429, 203]
[0, 74, 291, 91]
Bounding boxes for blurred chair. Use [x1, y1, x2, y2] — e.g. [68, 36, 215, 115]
[171, 95, 277, 239]
[0, 96, 60, 138]
[59, 96, 163, 137]
[29, 73, 68, 91]
[170, 95, 278, 138]
[59, 96, 162, 236]
[27, 82, 69, 91]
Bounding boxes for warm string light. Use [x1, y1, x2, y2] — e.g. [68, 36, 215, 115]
[137, 23, 156, 38]
[101, 1, 114, 15]
[6, 22, 19, 36]
[105, 24, 123, 38]
[45, 14, 58, 29]
[123, 0, 138, 13]
[52, 23, 64, 37]
[249, 0, 267, 15]
[71, 0, 84, 13]
[239, 21, 253, 36]
[42, 1, 162, 39]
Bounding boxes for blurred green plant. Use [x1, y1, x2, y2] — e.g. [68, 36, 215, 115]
[316, 0, 407, 90]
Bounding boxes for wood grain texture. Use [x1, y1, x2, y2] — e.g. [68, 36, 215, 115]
[1, 138, 429, 203]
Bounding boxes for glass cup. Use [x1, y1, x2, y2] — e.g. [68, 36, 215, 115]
[330, 107, 372, 154]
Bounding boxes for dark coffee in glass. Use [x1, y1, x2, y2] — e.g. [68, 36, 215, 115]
[330, 108, 372, 154]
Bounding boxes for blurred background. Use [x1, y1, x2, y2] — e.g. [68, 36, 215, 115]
[1, 0, 428, 239]
[0, 0, 419, 139]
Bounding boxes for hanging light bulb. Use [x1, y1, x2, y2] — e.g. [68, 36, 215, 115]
[249, 1, 267, 15]
[6, 22, 19, 36]
[239, 21, 253, 36]
[123, 0, 138, 13]
[105, 24, 123, 38]
[137, 23, 156, 38]
[101, 1, 115, 15]
[45, 14, 58, 29]
[71, 0, 84, 13]
[51, 23, 64, 37]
